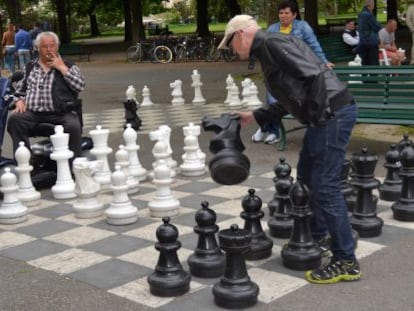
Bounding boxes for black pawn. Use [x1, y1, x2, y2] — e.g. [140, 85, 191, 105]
[341, 159, 356, 212]
[212, 224, 259, 309]
[241, 189, 273, 260]
[147, 217, 191, 297]
[187, 201, 225, 278]
[350, 148, 383, 237]
[202, 113, 250, 185]
[392, 142, 414, 221]
[268, 157, 294, 238]
[281, 181, 321, 270]
[379, 144, 402, 202]
[397, 133, 413, 153]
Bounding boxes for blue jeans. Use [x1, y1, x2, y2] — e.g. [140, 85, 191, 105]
[3, 46, 16, 73]
[17, 49, 31, 69]
[297, 103, 357, 260]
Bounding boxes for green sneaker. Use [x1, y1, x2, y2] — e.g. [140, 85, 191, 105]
[305, 257, 361, 284]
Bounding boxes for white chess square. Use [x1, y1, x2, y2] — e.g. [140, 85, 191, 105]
[43, 226, 116, 247]
[0, 231, 35, 251]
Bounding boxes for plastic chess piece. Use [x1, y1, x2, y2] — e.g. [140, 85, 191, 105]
[268, 157, 293, 238]
[224, 74, 234, 105]
[72, 158, 104, 218]
[150, 140, 176, 181]
[149, 125, 178, 176]
[123, 123, 147, 181]
[212, 224, 259, 309]
[149, 159, 180, 218]
[141, 85, 154, 106]
[187, 201, 225, 278]
[379, 144, 402, 202]
[89, 125, 112, 188]
[241, 78, 252, 106]
[228, 83, 242, 107]
[180, 126, 206, 177]
[241, 189, 273, 260]
[105, 165, 138, 225]
[349, 147, 383, 237]
[247, 82, 263, 108]
[392, 142, 414, 221]
[397, 133, 413, 153]
[170, 79, 185, 105]
[147, 217, 191, 297]
[281, 180, 322, 270]
[341, 159, 356, 212]
[202, 113, 250, 185]
[50, 125, 76, 199]
[191, 69, 206, 105]
[123, 85, 142, 130]
[15, 141, 41, 207]
[115, 145, 139, 194]
[0, 167, 28, 224]
[182, 122, 206, 162]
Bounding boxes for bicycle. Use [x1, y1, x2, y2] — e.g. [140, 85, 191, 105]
[205, 36, 237, 62]
[126, 41, 173, 63]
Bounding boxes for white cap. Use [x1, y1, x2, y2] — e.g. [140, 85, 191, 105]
[218, 15, 259, 49]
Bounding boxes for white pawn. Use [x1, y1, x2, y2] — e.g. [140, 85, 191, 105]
[126, 85, 139, 106]
[50, 125, 76, 199]
[170, 79, 185, 105]
[105, 165, 138, 225]
[89, 125, 112, 188]
[115, 145, 139, 194]
[247, 82, 263, 108]
[72, 158, 104, 218]
[241, 78, 252, 106]
[180, 130, 206, 177]
[149, 125, 178, 175]
[149, 159, 180, 218]
[224, 74, 234, 105]
[228, 83, 242, 107]
[191, 69, 206, 105]
[15, 141, 41, 207]
[141, 85, 154, 106]
[123, 123, 147, 181]
[182, 122, 205, 161]
[0, 167, 28, 224]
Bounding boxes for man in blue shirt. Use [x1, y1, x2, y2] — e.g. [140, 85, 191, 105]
[14, 24, 32, 69]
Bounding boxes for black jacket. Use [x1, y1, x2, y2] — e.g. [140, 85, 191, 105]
[251, 31, 354, 127]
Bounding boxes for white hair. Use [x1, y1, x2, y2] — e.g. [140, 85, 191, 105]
[34, 31, 60, 48]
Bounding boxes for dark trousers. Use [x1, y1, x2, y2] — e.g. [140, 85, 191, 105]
[359, 44, 379, 66]
[7, 110, 82, 157]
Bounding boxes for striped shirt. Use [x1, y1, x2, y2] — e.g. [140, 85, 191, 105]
[16, 61, 85, 112]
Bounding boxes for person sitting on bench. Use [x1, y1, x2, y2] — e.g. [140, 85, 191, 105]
[342, 20, 359, 54]
[7, 31, 86, 158]
[378, 19, 406, 65]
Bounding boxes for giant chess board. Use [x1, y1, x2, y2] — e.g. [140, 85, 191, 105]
[1, 165, 413, 310]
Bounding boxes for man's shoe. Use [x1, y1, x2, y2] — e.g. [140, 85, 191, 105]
[315, 235, 332, 257]
[305, 257, 361, 284]
[264, 133, 280, 144]
[252, 128, 266, 142]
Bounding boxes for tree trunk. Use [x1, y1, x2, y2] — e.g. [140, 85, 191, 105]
[124, 0, 132, 42]
[304, 0, 319, 33]
[224, 0, 241, 17]
[130, 0, 145, 43]
[4, 0, 22, 24]
[267, 0, 279, 26]
[387, 0, 398, 23]
[55, 0, 70, 44]
[89, 13, 101, 37]
[196, 0, 210, 37]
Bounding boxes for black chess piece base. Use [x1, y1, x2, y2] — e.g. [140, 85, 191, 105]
[351, 216, 383, 237]
[392, 201, 414, 221]
[213, 279, 259, 309]
[281, 245, 321, 270]
[148, 272, 191, 297]
[268, 218, 293, 239]
[379, 184, 401, 202]
[244, 240, 273, 261]
[188, 254, 225, 278]
[209, 150, 250, 185]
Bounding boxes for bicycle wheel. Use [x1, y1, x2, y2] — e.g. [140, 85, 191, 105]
[205, 46, 220, 62]
[126, 45, 142, 63]
[153, 45, 173, 63]
[174, 45, 186, 62]
[223, 47, 237, 62]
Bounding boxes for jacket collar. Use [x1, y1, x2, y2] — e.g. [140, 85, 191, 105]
[249, 30, 266, 67]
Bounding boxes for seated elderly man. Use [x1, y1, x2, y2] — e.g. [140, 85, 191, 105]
[378, 19, 406, 65]
[342, 20, 359, 54]
[7, 31, 85, 157]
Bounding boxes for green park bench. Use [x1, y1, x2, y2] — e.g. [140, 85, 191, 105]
[319, 35, 355, 63]
[278, 65, 414, 150]
[59, 43, 92, 61]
